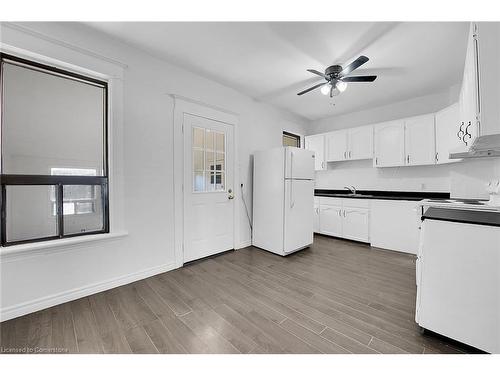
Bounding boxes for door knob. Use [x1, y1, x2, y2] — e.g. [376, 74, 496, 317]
[228, 188, 234, 200]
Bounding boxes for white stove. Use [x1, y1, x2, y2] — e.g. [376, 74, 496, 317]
[420, 198, 500, 212]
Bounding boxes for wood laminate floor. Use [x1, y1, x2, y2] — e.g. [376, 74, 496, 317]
[0, 235, 477, 354]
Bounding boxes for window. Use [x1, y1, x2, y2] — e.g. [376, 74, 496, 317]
[49, 168, 98, 216]
[192, 127, 226, 192]
[283, 131, 301, 148]
[0, 53, 109, 246]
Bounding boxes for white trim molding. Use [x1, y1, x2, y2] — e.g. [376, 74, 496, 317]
[1, 22, 129, 69]
[171, 95, 240, 268]
[0, 261, 176, 322]
[0, 231, 129, 263]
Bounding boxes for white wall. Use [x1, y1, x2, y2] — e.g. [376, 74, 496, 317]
[309, 88, 500, 198]
[0, 22, 307, 320]
[309, 87, 460, 135]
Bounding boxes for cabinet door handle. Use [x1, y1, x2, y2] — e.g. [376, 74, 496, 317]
[375, 157, 378, 165]
[407, 155, 410, 164]
[344, 151, 347, 159]
[435, 152, 439, 163]
[464, 121, 472, 146]
[321, 161, 325, 169]
[348, 150, 351, 159]
[343, 210, 346, 217]
[457, 122, 465, 140]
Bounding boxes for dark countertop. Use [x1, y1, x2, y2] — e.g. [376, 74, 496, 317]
[315, 189, 450, 201]
[422, 207, 500, 227]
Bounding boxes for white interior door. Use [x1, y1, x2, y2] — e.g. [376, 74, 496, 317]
[183, 113, 234, 262]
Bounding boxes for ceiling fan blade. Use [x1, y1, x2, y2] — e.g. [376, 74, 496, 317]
[341, 75, 377, 82]
[340, 56, 369, 77]
[297, 82, 326, 96]
[307, 69, 326, 79]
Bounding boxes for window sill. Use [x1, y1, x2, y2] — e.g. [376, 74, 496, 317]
[0, 231, 128, 261]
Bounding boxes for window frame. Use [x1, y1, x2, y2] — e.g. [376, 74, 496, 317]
[0, 53, 110, 247]
[283, 131, 302, 148]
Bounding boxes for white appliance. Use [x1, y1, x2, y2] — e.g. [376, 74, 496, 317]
[416, 203, 500, 353]
[252, 147, 314, 256]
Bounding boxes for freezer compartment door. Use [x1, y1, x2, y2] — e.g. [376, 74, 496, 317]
[285, 147, 315, 180]
[284, 179, 314, 253]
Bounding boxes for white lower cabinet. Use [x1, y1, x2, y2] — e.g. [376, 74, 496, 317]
[342, 207, 370, 242]
[319, 204, 343, 237]
[370, 200, 420, 255]
[317, 197, 370, 243]
[315, 197, 420, 252]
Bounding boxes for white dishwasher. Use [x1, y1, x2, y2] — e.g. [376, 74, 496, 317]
[416, 205, 500, 353]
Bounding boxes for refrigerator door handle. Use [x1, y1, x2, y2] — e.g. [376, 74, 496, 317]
[290, 179, 294, 208]
[290, 150, 294, 179]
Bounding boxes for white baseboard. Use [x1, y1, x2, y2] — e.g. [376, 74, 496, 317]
[236, 240, 252, 249]
[0, 262, 177, 322]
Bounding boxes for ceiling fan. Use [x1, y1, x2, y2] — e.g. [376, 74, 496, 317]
[297, 55, 377, 97]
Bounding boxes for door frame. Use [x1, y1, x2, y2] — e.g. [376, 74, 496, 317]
[171, 95, 240, 268]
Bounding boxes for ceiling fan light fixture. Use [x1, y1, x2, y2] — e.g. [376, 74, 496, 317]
[336, 80, 348, 92]
[320, 84, 331, 96]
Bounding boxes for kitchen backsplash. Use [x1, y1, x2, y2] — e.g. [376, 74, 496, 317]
[315, 158, 500, 199]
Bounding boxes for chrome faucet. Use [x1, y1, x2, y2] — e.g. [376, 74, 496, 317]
[344, 186, 356, 195]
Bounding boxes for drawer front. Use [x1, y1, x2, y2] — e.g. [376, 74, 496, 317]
[342, 198, 370, 209]
[319, 197, 343, 206]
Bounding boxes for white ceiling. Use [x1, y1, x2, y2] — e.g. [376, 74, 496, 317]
[84, 22, 469, 121]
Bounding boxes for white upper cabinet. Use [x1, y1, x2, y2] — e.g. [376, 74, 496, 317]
[373, 120, 405, 167]
[304, 134, 326, 171]
[435, 103, 461, 164]
[325, 130, 348, 161]
[348, 125, 373, 160]
[325, 126, 373, 162]
[404, 114, 436, 166]
[458, 23, 480, 148]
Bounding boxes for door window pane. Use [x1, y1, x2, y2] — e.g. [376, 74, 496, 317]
[193, 149, 204, 171]
[205, 130, 215, 151]
[63, 185, 104, 235]
[193, 171, 205, 192]
[192, 127, 226, 192]
[5, 185, 59, 242]
[216, 132, 225, 152]
[192, 127, 205, 148]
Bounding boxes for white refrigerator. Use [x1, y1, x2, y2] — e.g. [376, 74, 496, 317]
[252, 147, 314, 256]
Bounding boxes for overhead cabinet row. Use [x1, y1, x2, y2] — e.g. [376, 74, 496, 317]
[305, 102, 464, 169]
